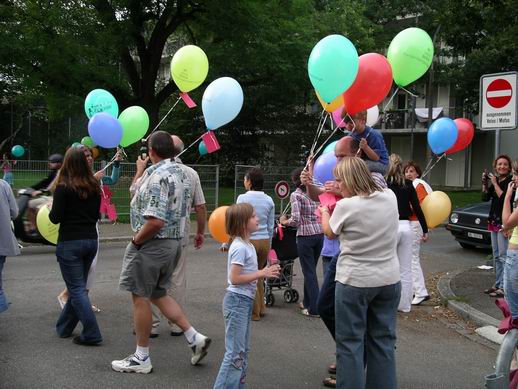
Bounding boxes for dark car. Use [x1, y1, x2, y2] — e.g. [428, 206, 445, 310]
[445, 202, 491, 249]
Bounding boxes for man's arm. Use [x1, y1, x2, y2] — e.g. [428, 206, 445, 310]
[132, 217, 165, 246]
[194, 203, 207, 249]
[129, 157, 149, 197]
[301, 169, 324, 201]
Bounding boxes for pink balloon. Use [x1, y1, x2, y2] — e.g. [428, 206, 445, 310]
[332, 105, 347, 128]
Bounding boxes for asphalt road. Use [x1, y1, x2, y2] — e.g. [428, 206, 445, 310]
[0, 229, 497, 389]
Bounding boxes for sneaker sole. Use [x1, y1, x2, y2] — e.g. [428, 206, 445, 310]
[191, 338, 211, 365]
[111, 364, 153, 374]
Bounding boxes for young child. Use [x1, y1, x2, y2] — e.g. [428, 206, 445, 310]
[344, 110, 389, 174]
[1, 153, 16, 187]
[213, 203, 280, 388]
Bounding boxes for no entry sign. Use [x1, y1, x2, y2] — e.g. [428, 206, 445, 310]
[480, 72, 518, 130]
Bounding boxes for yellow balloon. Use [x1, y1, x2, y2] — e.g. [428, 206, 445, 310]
[170, 45, 209, 93]
[420, 191, 452, 229]
[316, 90, 343, 112]
[208, 206, 230, 244]
[36, 205, 59, 244]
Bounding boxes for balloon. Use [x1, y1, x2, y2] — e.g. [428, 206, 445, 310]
[323, 141, 338, 154]
[208, 206, 230, 243]
[81, 136, 95, 148]
[366, 105, 380, 127]
[427, 117, 458, 154]
[91, 147, 99, 159]
[313, 152, 338, 185]
[171, 45, 209, 93]
[88, 112, 123, 149]
[119, 106, 150, 147]
[199, 141, 208, 156]
[316, 91, 343, 113]
[446, 118, 475, 155]
[342, 53, 393, 116]
[11, 145, 24, 158]
[36, 205, 59, 244]
[202, 77, 244, 130]
[307, 34, 359, 103]
[84, 89, 119, 119]
[387, 28, 433, 87]
[332, 106, 347, 128]
[421, 191, 451, 228]
[71, 142, 82, 148]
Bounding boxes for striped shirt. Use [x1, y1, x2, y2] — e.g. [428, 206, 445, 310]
[285, 188, 323, 236]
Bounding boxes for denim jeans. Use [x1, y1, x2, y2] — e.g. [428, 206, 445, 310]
[335, 281, 401, 389]
[504, 249, 518, 319]
[491, 231, 509, 289]
[214, 291, 254, 389]
[317, 254, 338, 339]
[297, 234, 324, 315]
[0, 256, 8, 313]
[55, 239, 102, 343]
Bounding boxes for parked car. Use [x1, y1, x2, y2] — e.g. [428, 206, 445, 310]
[445, 202, 491, 249]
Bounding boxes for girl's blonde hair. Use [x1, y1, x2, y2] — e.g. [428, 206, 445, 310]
[333, 157, 381, 196]
[386, 153, 406, 187]
[225, 203, 254, 239]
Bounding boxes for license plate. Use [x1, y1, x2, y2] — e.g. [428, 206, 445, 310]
[467, 232, 483, 239]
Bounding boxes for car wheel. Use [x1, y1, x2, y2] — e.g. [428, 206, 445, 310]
[459, 242, 474, 249]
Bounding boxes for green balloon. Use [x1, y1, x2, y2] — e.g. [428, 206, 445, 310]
[71, 142, 82, 148]
[387, 28, 433, 87]
[119, 106, 150, 147]
[81, 136, 95, 148]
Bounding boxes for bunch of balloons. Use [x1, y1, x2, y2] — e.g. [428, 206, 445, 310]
[427, 117, 474, 155]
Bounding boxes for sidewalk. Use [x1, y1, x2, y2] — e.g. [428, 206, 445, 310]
[97, 220, 204, 242]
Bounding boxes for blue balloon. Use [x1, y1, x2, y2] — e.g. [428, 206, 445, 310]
[84, 89, 119, 119]
[314, 152, 338, 185]
[88, 112, 123, 149]
[202, 77, 244, 130]
[427, 117, 458, 154]
[11, 145, 25, 158]
[323, 141, 338, 154]
[199, 141, 208, 156]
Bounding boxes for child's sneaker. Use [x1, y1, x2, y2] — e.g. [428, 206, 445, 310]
[190, 334, 211, 365]
[111, 354, 152, 374]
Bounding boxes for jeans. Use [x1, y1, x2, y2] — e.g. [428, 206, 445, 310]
[504, 249, 518, 319]
[0, 256, 8, 313]
[55, 239, 102, 343]
[322, 256, 332, 278]
[317, 254, 338, 339]
[214, 291, 254, 389]
[491, 231, 509, 289]
[297, 234, 324, 315]
[335, 281, 401, 389]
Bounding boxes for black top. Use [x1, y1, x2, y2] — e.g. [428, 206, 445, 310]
[388, 179, 428, 234]
[31, 169, 58, 191]
[482, 175, 513, 226]
[49, 185, 101, 241]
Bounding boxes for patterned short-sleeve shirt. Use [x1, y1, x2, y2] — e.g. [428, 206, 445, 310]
[130, 159, 190, 239]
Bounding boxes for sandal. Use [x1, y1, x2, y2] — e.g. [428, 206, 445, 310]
[300, 308, 320, 318]
[489, 289, 505, 298]
[328, 363, 336, 374]
[91, 304, 101, 313]
[298, 302, 304, 310]
[323, 376, 336, 388]
[484, 287, 498, 294]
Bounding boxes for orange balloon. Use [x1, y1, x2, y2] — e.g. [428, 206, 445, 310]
[208, 206, 230, 243]
[316, 90, 343, 112]
[91, 147, 99, 159]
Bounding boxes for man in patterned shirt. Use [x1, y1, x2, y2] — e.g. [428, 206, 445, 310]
[111, 131, 211, 374]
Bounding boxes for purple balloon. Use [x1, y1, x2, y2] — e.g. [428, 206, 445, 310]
[313, 152, 337, 185]
[88, 112, 123, 149]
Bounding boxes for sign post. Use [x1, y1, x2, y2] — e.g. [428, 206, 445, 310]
[274, 181, 290, 216]
[479, 72, 518, 157]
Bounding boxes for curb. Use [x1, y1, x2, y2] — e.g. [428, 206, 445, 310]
[436, 269, 500, 328]
[98, 232, 214, 243]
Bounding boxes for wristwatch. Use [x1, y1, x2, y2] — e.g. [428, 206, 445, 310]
[131, 238, 142, 250]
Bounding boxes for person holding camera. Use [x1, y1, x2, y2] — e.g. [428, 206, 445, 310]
[482, 154, 514, 298]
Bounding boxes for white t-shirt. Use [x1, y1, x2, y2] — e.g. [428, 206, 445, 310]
[329, 189, 400, 288]
[227, 237, 258, 299]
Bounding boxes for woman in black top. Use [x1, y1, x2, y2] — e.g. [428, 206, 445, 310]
[386, 154, 428, 313]
[49, 148, 102, 345]
[482, 154, 513, 297]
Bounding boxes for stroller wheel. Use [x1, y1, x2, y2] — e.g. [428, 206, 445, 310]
[291, 289, 299, 303]
[265, 293, 275, 307]
[284, 290, 293, 303]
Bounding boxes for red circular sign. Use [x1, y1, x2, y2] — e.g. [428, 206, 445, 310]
[274, 181, 290, 199]
[486, 79, 513, 108]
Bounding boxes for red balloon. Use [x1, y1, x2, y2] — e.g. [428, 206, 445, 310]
[446, 118, 474, 154]
[342, 53, 393, 116]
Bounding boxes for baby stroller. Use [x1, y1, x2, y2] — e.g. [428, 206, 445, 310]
[264, 224, 300, 307]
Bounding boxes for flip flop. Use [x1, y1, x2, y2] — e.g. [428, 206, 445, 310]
[323, 376, 336, 388]
[489, 289, 505, 298]
[328, 363, 336, 374]
[484, 287, 498, 294]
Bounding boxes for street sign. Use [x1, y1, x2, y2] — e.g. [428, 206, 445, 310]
[274, 181, 290, 199]
[479, 72, 518, 130]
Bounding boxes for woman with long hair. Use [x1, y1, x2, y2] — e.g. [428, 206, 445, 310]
[386, 154, 428, 313]
[320, 157, 400, 389]
[49, 148, 102, 345]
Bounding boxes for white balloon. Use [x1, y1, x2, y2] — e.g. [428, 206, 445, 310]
[366, 105, 380, 127]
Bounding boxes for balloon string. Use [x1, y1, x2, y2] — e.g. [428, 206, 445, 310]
[400, 86, 419, 97]
[382, 87, 400, 113]
[422, 153, 446, 178]
[309, 109, 327, 156]
[144, 96, 182, 141]
[311, 126, 339, 161]
[281, 201, 291, 216]
[176, 133, 204, 159]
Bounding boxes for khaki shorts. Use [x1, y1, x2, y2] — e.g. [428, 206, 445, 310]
[119, 238, 181, 299]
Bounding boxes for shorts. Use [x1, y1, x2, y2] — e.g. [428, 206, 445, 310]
[119, 238, 181, 299]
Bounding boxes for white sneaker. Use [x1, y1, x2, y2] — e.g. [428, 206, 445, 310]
[411, 295, 430, 305]
[111, 354, 152, 374]
[190, 334, 211, 365]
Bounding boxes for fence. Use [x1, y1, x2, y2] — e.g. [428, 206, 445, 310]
[8, 160, 220, 221]
[234, 164, 299, 216]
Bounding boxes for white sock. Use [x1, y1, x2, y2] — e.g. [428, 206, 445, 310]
[184, 327, 199, 345]
[135, 345, 149, 360]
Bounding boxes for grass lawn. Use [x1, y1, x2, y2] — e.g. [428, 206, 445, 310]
[444, 190, 483, 209]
